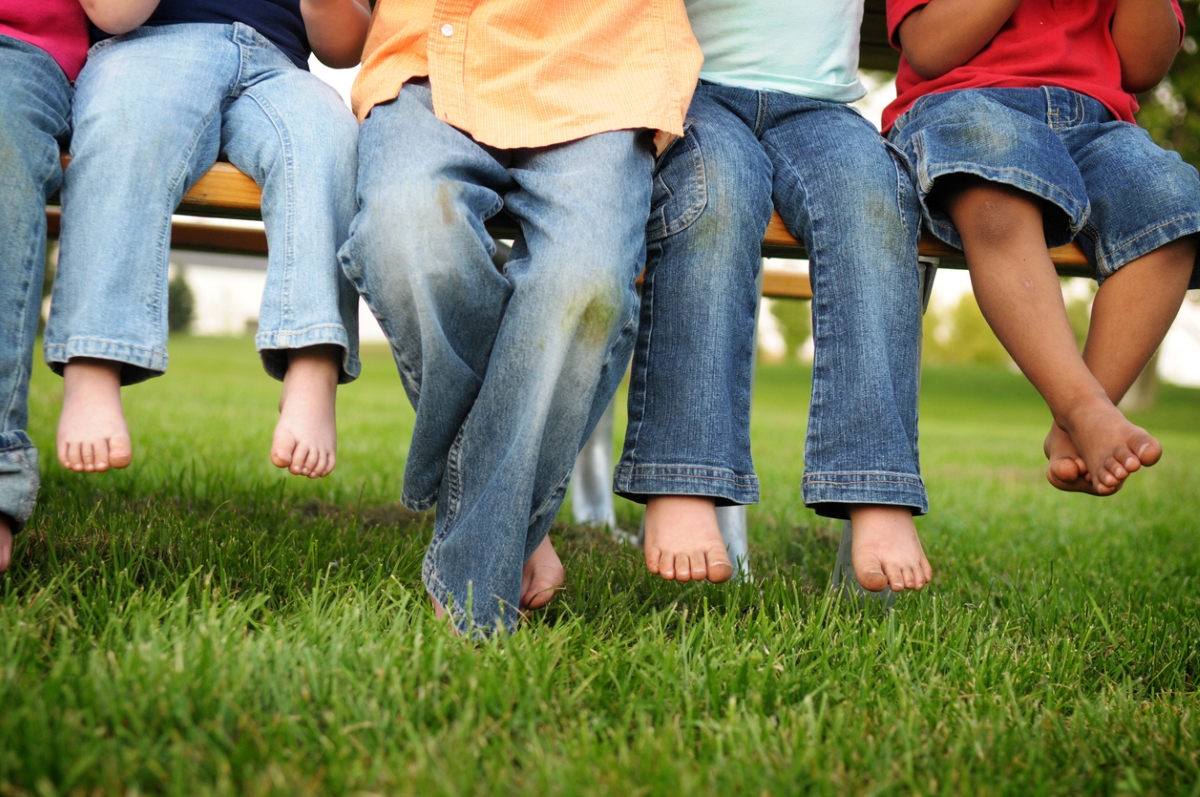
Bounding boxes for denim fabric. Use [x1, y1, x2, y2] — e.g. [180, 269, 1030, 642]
[0, 36, 72, 531]
[890, 87, 1200, 289]
[341, 81, 654, 634]
[45, 23, 360, 385]
[615, 82, 929, 518]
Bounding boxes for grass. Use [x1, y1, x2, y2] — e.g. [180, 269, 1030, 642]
[3, 336, 1199, 796]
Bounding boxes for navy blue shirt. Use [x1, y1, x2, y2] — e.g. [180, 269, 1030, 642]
[146, 0, 310, 69]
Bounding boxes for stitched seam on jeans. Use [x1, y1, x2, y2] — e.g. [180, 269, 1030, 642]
[243, 88, 297, 331]
[1098, 212, 1200, 273]
[615, 467, 756, 485]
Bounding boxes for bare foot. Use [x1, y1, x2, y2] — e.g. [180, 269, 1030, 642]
[271, 346, 340, 478]
[1043, 423, 1096, 493]
[849, 505, 932, 593]
[1060, 397, 1161, 496]
[521, 535, 565, 610]
[58, 359, 132, 473]
[0, 515, 12, 573]
[429, 593, 462, 635]
[643, 495, 734, 583]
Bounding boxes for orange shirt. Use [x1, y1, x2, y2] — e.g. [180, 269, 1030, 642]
[351, 0, 703, 152]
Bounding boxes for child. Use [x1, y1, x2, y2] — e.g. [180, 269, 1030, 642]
[339, 0, 702, 633]
[0, 1, 89, 572]
[614, 0, 933, 594]
[46, 0, 370, 479]
[886, 0, 1199, 496]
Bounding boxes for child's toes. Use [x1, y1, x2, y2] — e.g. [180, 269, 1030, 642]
[1135, 435, 1163, 467]
[705, 549, 734, 584]
[673, 553, 693, 583]
[644, 545, 663, 576]
[853, 555, 889, 593]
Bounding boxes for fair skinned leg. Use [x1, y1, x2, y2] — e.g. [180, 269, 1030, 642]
[849, 505, 932, 592]
[1043, 236, 1195, 491]
[942, 178, 1163, 495]
[0, 515, 12, 573]
[58, 359, 132, 473]
[643, 496, 734, 583]
[271, 345, 341, 478]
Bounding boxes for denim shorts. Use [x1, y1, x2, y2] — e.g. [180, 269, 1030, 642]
[889, 87, 1200, 289]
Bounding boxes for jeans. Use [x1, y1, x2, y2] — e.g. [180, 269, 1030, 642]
[0, 36, 72, 531]
[615, 82, 929, 518]
[341, 81, 654, 633]
[45, 23, 360, 385]
[890, 87, 1200, 290]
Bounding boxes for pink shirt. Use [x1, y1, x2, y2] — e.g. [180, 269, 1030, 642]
[883, 0, 1185, 132]
[0, 1, 90, 80]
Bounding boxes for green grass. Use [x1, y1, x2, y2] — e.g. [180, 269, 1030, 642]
[3, 336, 1199, 796]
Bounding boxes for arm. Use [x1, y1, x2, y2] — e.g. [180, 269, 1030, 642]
[1111, 0, 1182, 93]
[301, 0, 373, 69]
[896, 0, 1023, 80]
[81, 0, 161, 35]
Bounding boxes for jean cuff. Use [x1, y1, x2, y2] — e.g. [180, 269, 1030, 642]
[43, 338, 168, 385]
[0, 434, 39, 533]
[256, 325, 359, 384]
[613, 463, 759, 506]
[801, 470, 929, 519]
[421, 561, 516, 638]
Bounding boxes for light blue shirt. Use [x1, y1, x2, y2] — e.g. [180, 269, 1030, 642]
[686, 0, 865, 103]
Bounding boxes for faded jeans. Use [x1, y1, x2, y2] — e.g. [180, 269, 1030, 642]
[0, 35, 72, 530]
[340, 81, 654, 634]
[46, 23, 360, 384]
[616, 82, 929, 518]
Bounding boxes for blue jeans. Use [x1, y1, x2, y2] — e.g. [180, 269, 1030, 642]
[890, 87, 1200, 290]
[615, 82, 929, 518]
[45, 23, 360, 384]
[0, 36, 72, 531]
[341, 81, 654, 633]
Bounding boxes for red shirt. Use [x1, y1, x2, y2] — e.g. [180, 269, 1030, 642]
[882, 0, 1185, 132]
[0, 0, 90, 81]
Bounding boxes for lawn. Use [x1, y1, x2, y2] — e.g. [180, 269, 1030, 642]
[2, 336, 1198, 796]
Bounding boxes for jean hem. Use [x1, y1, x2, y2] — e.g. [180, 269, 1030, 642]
[1091, 212, 1200, 289]
[43, 339, 168, 385]
[256, 326, 360, 383]
[801, 471, 929, 519]
[613, 464, 759, 506]
[0, 443, 39, 532]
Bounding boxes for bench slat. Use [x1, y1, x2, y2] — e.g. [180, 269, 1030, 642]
[52, 146, 1095, 301]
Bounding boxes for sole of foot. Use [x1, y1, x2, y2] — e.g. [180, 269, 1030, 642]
[1061, 400, 1161, 496]
[521, 535, 565, 611]
[58, 359, 133, 473]
[271, 347, 340, 479]
[643, 495, 734, 584]
[848, 505, 932, 593]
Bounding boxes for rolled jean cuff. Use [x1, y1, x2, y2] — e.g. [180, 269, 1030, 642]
[613, 463, 760, 506]
[801, 470, 928, 519]
[0, 435, 40, 533]
[43, 338, 167, 385]
[256, 324, 359, 384]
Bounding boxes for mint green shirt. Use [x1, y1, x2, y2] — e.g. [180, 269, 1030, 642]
[686, 0, 865, 103]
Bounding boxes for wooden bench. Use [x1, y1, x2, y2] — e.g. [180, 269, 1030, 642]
[45, 159, 1094, 300]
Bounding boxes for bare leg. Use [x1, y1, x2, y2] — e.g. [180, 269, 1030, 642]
[943, 179, 1168, 495]
[1044, 236, 1195, 491]
[271, 345, 340, 478]
[849, 505, 932, 592]
[520, 535, 565, 610]
[0, 514, 11, 573]
[642, 495, 734, 583]
[57, 359, 132, 473]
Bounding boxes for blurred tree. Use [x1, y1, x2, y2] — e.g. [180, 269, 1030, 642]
[168, 266, 195, 334]
[771, 297, 811, 361]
